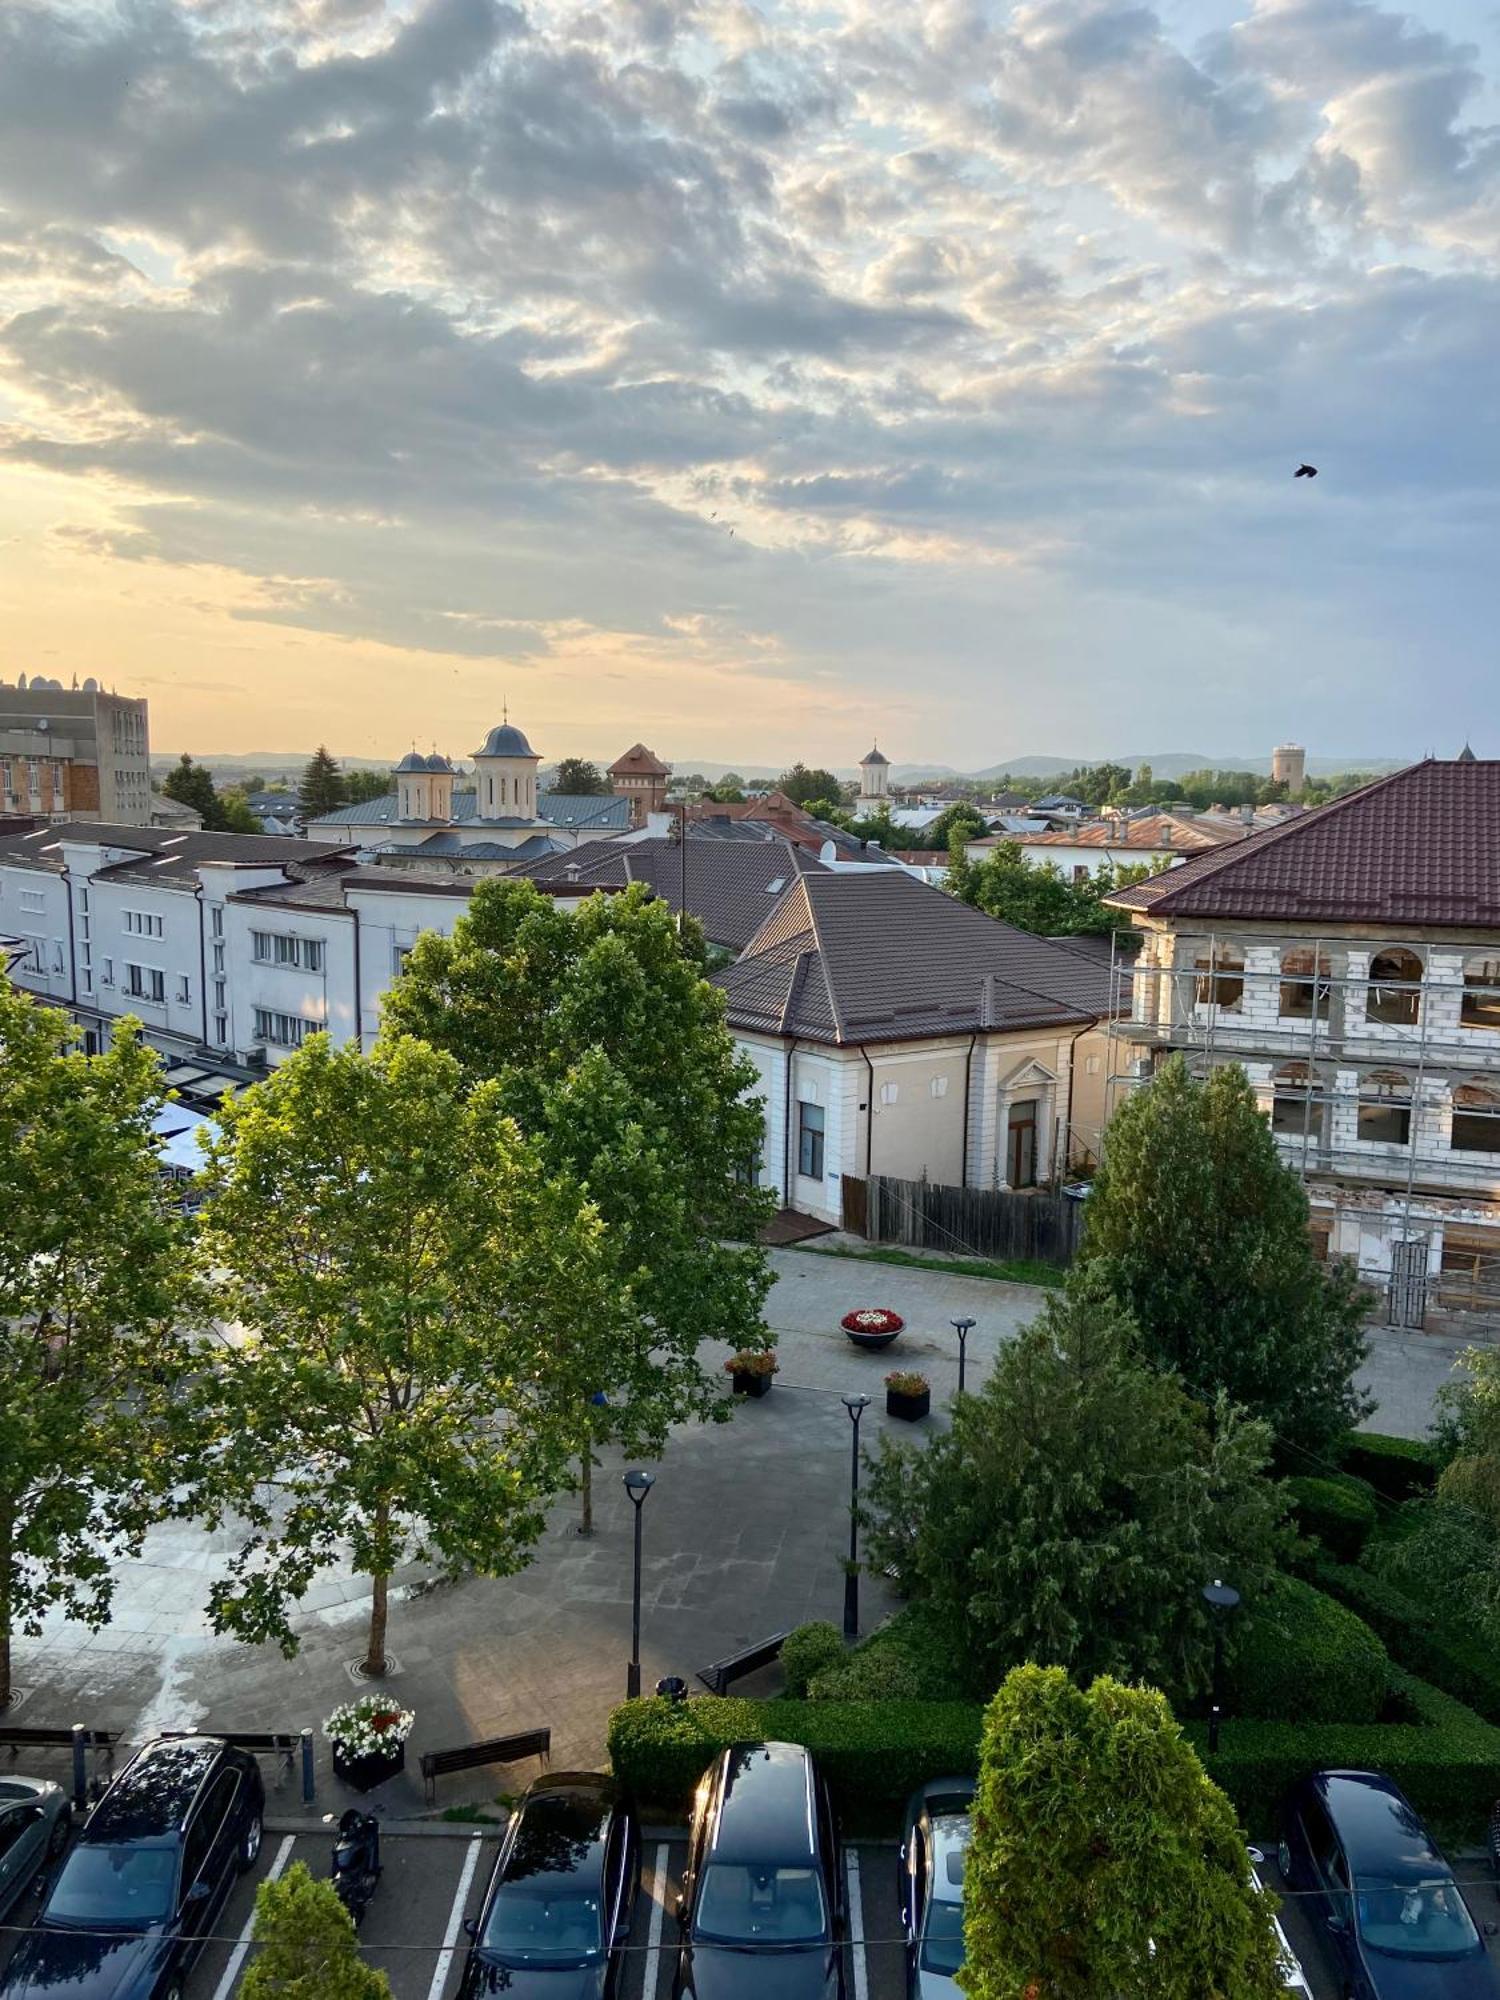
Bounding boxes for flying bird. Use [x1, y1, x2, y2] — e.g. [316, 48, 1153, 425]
[1295, 463, 1318, 478]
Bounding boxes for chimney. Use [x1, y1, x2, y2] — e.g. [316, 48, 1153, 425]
[1240, 802, 1255, 828]
[979, 972, 996, 1029]
[564, 861, 581, 883]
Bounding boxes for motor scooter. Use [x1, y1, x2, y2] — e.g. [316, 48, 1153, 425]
[326, 1807, 382, 1925]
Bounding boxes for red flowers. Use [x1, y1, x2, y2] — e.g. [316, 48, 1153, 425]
[840, 1308, 904, 1334]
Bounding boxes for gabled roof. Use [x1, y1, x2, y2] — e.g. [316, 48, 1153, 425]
[1106, 759, 1500, 929]
[609, 743, 671, 777]
[714, 870, 1112, 1045]
[1006, 813, 1245, 853]
[516, 834, 824, 950]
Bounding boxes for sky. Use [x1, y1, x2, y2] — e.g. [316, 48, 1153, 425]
[0, 0, 1496, 771]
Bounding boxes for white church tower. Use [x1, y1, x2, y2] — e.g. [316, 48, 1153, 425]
[859, 743, 890, 805]
[473, 715, 541, 821]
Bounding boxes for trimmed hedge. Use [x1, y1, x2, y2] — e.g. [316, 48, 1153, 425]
[607, 1696, 983, 1819]
[1285, 1475, 1377, 1563]
[1340, 1431, 1440, 1503]
[1313, 1558, 1500, 1725]
[1225, 1573, 1387, 1723]
[807, 1604, 968, 1703]
[781, 1623, 844, 1699]
[1188, 1669, 1500, 1832]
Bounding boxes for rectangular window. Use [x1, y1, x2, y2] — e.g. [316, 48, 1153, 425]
[125, 964, 166, 1003]
[211, 906, 224, 938]
[798, 1100, 826, 1180]
[213, 1012, 229, 1045]
[1358, 1102, 1411, 1145]
[1452, 1108, 1500, 1154]
[101, 956, 113, 985]
[175, 974, 191, 1005]
[253, 930, 323, 971]
[20, 890, 44, 913]
[212, 943, 225, 973]
[253, 1007, 312, 1049]
[214, 979, 226, 1011]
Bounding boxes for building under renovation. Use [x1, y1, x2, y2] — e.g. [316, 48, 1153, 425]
[1103, 755, 1500, 1327]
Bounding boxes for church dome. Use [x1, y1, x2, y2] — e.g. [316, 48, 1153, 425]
[394, 750, 428, 774]
[423, 752, 455, 773]
[474, 721, 538, 759]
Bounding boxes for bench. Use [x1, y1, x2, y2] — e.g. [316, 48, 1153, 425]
[696, 1632, 790, 1696]
[420, 1728, 551, 1805]
[0, 1727, 118, 1754]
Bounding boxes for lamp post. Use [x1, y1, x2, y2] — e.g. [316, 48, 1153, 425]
[842, 1394, 870, 1638]
[950, 1318, 976, 1396]
[1202, 1577, 1241, 1752]
[623, 1470, 655, 1698]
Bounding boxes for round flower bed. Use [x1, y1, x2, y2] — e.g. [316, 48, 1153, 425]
[841, 1307, 905, 1351]
[325, 1694, 415, 1793]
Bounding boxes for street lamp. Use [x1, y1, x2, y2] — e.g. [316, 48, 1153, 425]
[623, 1469, 655, 1698]
[950, 1318, 976, 1396]
[842, 1394, 870, 1638]
[1202, 1577, 1241, 1752]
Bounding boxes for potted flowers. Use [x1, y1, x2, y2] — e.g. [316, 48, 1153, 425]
[885, 1370, 931, 1422]
[725, 1349, 778, 1398]
[841, 1307, 905, 1352]
[324, 1695, 415, 1792]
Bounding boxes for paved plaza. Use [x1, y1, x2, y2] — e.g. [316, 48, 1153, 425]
[10, 1245, 1468, 1816]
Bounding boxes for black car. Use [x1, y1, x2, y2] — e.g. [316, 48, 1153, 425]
[1278, 1769, 1500, 2000]
[675, 1741, 843, 2000]
[460, 1772, 638, 1999]
[0, 1735, 265, 2000]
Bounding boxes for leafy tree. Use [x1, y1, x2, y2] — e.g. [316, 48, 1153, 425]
[161, 752, 231, 830]
[383, 879, 774, 1526]
[298, 745, 346, 820]
[342, 768, 395, 804]
[241, 1863, 392, 2000]
[776, 763, 843, 809]
[1081, 1055, 1371, 1452]
[923, 800, 987, 850]
[705, 779, 747, 802]
[963, 1665, 1286, 2000]
[219, 785, 265, 835]
[553, 757, 611, 796]
[0, 987, 190, 1707]
[860, 1270, 1287, 1699]
[947, 842, 1162, 936]
[186, 1031, 613, 1674]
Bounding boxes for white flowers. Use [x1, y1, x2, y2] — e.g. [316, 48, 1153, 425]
[324, 1694, 415, 1759]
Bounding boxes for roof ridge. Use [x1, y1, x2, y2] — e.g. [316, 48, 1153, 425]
[797, 872, 850, 1041]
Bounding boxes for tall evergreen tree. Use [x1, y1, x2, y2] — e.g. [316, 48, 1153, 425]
[1080, 1054, 1370, 1451]
[297, 745, 346, 819]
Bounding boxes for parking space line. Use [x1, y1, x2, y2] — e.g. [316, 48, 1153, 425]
[846, 1849, 868, 2000]
[211, 1834, 296, 2000]
[424, 1836, 483, 2000]
[644, 1842, 669, 1999]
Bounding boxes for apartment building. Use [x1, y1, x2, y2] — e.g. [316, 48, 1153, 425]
[0, 675, 151, 824]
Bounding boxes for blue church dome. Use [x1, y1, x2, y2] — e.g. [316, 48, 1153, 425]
[474, 721, 537, 759]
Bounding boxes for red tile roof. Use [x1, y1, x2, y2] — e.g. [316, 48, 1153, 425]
[608, 742, 671, 776]
[991, 813, 1243, 853]
[1106, 760, 1500, 928]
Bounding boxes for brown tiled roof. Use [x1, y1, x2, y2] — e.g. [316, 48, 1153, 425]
[515, 835, 824, 951]
[608, 742, 671, 777]
[1106, 760, 1500, 927]
[714, 870, 1113, 1046]
[1003, 812, 1245, 853]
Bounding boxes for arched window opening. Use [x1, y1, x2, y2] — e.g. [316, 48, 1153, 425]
[1367, 947, 1423, 1027]
[1279, 946, 1331, 1021]
[1194, 944, 1244, 1012]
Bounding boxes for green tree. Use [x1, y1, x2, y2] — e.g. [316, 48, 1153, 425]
[187, 1031, 612, 1674]
[1081, 1055, 1370, 1452]
[946, 843, 1102, 934]
[963, 1665, 1285, 2000]
[219, 785, 265, 834]
[553, 757, 611, 796]
[342, 768, 395, 804]
[776, 763, 843, 809]
[860, 1271, 1287, 1698]
[0, 987, 190, 1707]
[298, 745, 346, 820]
[241, 1863, 392, 2000]
[161, 752, 229, 830]
[383, 879, 773, 1524]
[923, 800, 987, 850]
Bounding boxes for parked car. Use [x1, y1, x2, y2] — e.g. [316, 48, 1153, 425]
[459, 1772, 638, 1998]
[1278, 1769, 1500, 1999]
[897, 1778, 974, 1999]
[0, 1735, 264, 2000]
[1247, 1848, 1313, 1995]
[0, 1780, 70, 1922]
[675, 1741, 843, 2000]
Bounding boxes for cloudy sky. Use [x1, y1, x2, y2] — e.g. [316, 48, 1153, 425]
[0, 0, 1495, 769]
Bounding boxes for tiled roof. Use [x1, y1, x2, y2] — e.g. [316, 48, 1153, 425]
[517, 835, 824, 950]
[0, 823, 354, 883]
[608, 743, 671, 777]
[308, 789, 626, 833]
[1106, 759, 1500, 928]
[714, 870, 1113, 1045]
[1004, 813, 1245, 853]
[231, 865, 479, 911]
[538, 793, 630, 829]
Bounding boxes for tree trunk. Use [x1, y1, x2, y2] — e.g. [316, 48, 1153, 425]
[578, 1449, 594, 1536]
[0, 1500, 12, 1712]
[364, 1571, 390, 1678]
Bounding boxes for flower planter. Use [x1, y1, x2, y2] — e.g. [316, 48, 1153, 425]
[886, 1385, 930, 1422]
[841, 1308, 904, 1352]
[332, 1741, 405, 1793]
[846, 1326, 902, 1352]
[732, 1370, 772, 1398]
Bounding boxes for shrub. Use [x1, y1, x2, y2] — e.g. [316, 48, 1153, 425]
[241, 1863, 392, 1999]
[781, 1622, 844, 1698]
[1285, 1474, 1377, 1562]
[1225, 1573, 1387, 1723]
[1190, 1669, 1500, 1832]
[807, 1607, 966, 1702]
[884, 1370, 929, 1396]
[724, 1349, 777, 1377]
[1314, 1558, 1500, 1724]
[1340, 1431, 1439, 1502]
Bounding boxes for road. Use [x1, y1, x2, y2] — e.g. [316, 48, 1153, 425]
[0, 1825, 1341, 1999]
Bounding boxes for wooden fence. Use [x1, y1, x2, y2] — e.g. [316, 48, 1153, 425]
[843, 1173, 1085, 1268]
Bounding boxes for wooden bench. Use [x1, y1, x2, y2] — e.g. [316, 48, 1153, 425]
[696, 1632, 790, 1696]
[420, 1728, 551, 1804]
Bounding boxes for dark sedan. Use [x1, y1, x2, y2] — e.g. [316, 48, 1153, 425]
[460, 1772, 638, 1999]
[0, 1735, 264, 2000]
[1279, 1769, 1500, 2000]
[674, 1741, 843, 2000]
[0, 1780, 71, 1923]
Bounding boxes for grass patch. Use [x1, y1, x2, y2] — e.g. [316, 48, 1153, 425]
[791, 1242, 1067, 1289]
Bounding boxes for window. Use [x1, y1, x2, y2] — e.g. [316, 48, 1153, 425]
[1271, 1061, 1320, 1136]
[1194, 945, 1244, 1011]
[101, 956, 113, 985]
[798, 1100, 826, 1180]
[880, 1082, 899, 1105]
[1085, 1054, 1102, 1075]
[19, 890, 44, 913]
[211, 905, 224, 938]
[126, 964, 166, 1003]
[51, 942, 64, 973]
[393, 944, 412, 975]
[1461, 955, 1500, 1029]
[213, 1012, 228, 1045]
[175, 974, 191, 1005]
[1072, 865, 1090, 885]
[253, 1007, 313, 1049]
[124, 911, 164, 937]
[1367, 947, 1423, 1026]
[251, 931, 325, 972]
[1279, 946, 1330, 1020]
[212, 943, 225, 973]
[930, 1075, 949, 1099]
[1358, 1071, 1412, 1145]
[1451, 1086, 1500, 1154]
[214, 979, 226, 1010]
